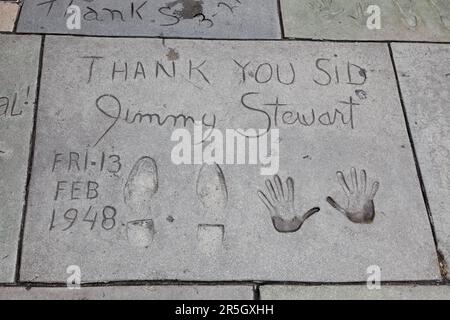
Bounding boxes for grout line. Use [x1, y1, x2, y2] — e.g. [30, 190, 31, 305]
[277, 0, 286, 39]
[253, 285, 261, 300]
[14, 35, 46, 283]
[2, 30, 450, 45]
[387, 43, 447, 280]
[0, 279, 447, 289]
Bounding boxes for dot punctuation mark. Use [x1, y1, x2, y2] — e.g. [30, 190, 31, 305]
[24, 86, 31, 105]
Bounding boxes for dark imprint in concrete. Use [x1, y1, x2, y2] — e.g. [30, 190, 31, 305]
[166, 0, 204, 19]
[327, 167, 380, 224]
[257, 175, 320, 233]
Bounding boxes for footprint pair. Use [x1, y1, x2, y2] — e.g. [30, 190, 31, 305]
[123, 157, 228, 249]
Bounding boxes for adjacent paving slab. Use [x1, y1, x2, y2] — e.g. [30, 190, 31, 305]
[21, 36, 440, 283]
[0, 285, 253, 300]
[260, 285, 450, 300]
[281, 0, 450, 41]
[17, 0, 281, 39]
[0, 35, 41, 283]
[0, 1, 19, 31]
[392, 43, 450, 279]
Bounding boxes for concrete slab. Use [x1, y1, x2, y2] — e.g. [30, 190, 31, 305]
[0, 34, 41, 283]
[16, 0, 281, 39]
[21, 36, 439, 283]
[0, 285, 254, 300]
[281, 0, 450, 41]
[392, 43, 450, 279]
[0, 2, 19, 32]
[260, 285, 450, 300]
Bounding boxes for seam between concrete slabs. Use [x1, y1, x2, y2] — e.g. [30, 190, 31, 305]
[277, 0, 286, 39]
[0, 279, 448, 288]
[12, 0, 23, 34]
[8, 32, 450, 46]
[5, 30, 450, 44]
[14, 35, 46, 283]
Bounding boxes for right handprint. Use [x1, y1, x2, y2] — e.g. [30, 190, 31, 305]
[327, 168, 380, 224]
[392, 0, 419, 29]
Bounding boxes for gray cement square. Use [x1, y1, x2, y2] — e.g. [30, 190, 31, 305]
[281, 0, 450, 41]
[0, 285, 254, 300]
[20, 36, 440, 282]
[17, 0, 281, 39]
[260, 285, 450, 300]
[0, 34, 41, 283]
[392, 43, 450, 279]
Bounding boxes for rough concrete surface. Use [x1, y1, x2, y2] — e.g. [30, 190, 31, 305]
[0, 34, 41, 283]
[392, 43, 450, 279]
[260, 285, 450, 300]
[19, 36, 440, 283]
[0, 285, 254, 300]
[17, 0, 281, 39]
[0, 1, 19, 32]
[281, 0, 450, 41]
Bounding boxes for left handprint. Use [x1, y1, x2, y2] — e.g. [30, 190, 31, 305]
[257, 175, 320, 233]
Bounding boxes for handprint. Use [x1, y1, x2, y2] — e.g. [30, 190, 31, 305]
[430, 0, 450, 29]
[392, 0, 419, 29]
[327, 168, 380, 224]
[309, 0, 345, 20]
[348, 2, 368, 26]
[257, 175, 320, 233]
